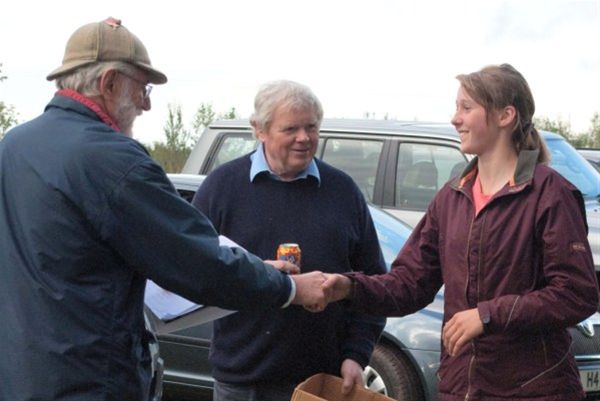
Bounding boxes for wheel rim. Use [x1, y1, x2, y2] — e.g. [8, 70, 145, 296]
[363, 365, 388, 395]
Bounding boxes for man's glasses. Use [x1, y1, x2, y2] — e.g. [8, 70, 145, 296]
[118, 71, 153, 99]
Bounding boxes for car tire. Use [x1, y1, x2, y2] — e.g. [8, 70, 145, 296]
[366, 343, 425, 401]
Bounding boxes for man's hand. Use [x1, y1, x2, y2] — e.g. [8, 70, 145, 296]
[321, 273, 352, 303]
[340, 358, 364, 395]
[264, 259, 300, 275]
[442, 308, 484, 356]
[290, 271, 328, 311]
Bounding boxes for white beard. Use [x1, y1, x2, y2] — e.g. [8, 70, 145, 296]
[114, 84, 142, 137]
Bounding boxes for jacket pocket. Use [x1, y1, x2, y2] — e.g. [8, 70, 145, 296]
[475, 332, 565, 395]
[520, 346, 569, 388]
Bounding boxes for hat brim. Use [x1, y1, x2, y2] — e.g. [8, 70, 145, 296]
[134, 62, 167, 84]
[46, 59, 96, 81]
[46, 60, 168, 85]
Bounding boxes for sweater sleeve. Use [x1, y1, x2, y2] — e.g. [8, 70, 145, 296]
[99, 160, 292, 310]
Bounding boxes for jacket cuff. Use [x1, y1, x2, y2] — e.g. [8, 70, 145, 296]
[343, 272, 363, 303]
[477, 301, 492, 334]
[281, 275, 296, 308]
[341, 351, 370, 369]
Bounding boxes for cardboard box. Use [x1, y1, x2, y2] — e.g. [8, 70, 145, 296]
[291, 373, 395, 401]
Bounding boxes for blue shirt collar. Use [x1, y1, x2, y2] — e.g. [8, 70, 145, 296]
[250, 143, 320, 185]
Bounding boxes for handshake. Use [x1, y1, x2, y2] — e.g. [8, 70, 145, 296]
[265, 261, 353, 312]
[291, 271, 352, 312]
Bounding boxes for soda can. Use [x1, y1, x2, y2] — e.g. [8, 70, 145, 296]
[277, 243, 301, 268]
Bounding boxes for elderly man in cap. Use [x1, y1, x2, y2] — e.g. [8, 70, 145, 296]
[0, 18, 328, 401]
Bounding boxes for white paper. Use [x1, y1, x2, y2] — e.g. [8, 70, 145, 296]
[146, 305, 236, 335]
[218, 234, 247, 251]
[144, 281, 202, 321]
[144, 235, 244, 321]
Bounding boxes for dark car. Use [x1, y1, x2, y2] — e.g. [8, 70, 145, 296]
[578, 148, 600, 172]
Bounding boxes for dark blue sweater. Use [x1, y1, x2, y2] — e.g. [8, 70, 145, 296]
[192, 154, 386, 384]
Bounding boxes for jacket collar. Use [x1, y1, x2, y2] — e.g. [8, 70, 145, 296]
[450, 149, 540, 194]
[249, 143, 321, 185]
[45, 90, 121, 132]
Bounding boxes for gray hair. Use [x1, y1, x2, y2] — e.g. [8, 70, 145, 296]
[250, 80, 323, 134]
[55, 61, 139, 97]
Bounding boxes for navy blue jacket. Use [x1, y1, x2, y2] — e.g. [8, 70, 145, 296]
[193, 155, 386, 385]
[0, 95, 292, 401]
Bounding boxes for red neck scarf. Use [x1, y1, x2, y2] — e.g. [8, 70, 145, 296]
[56, 89, 121, 132]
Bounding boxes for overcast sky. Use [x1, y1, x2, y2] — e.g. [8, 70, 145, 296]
[1, 0, 598, 144]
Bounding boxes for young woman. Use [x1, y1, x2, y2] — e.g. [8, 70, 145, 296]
[323, 64, 598, 400]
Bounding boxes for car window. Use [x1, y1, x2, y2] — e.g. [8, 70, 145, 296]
[177, 189, 196, 203]
[395, 143, 466, 211]
[321, 138, 384, 201]
[547, 138, 600, 197]
[209, 135, 258, 173]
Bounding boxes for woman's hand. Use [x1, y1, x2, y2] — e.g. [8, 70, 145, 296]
[322, 273, 353, 303]
[442, 308, 484, 356]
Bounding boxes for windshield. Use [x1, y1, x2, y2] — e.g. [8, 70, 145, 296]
[546, 138, 600, 198]
[368, 204, 412, 270]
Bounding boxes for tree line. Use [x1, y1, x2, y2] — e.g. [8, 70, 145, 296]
[533, 115, 600, 149]
[145, 103, 238, 173]
[0, 64, 19, 138]
[1, 63, 599, 173]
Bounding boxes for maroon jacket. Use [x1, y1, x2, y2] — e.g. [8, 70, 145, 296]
[350, 150, 599, 401]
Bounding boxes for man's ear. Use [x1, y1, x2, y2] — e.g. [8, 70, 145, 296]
[98, 69, 119, 99]
[254, 126, 267, 143]
[497, 105, 517, 129]
[250, 121, 264, 142]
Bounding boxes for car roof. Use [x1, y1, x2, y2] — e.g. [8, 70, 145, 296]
[210, 118, 560, 142]
[167, 173, 206, 190]
[577, 148, 600, 162]
[211, 118, 460, 138]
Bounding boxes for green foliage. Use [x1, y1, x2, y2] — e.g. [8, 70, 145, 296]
[568, 112, 600, 148]
[149, 102, 238, 173]
[0, 102, 19, 139]
[163, 103, 190, 150]
[191, 103, 216, 145]
[533, 115, 598, 148]
[146, 141, 191, 173]
[147, 103, 191, 173]
[0, 63, 19, 140]
[533, 116, 572, 139]
[192, 103, 216, 135]
[218, 107, 238, 120]
[585, 112, 600, 148]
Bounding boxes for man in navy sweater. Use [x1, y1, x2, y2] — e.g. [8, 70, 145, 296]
[193, 80, 386, 401]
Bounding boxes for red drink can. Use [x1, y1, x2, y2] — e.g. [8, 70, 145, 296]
[277, 243, 301, 267]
